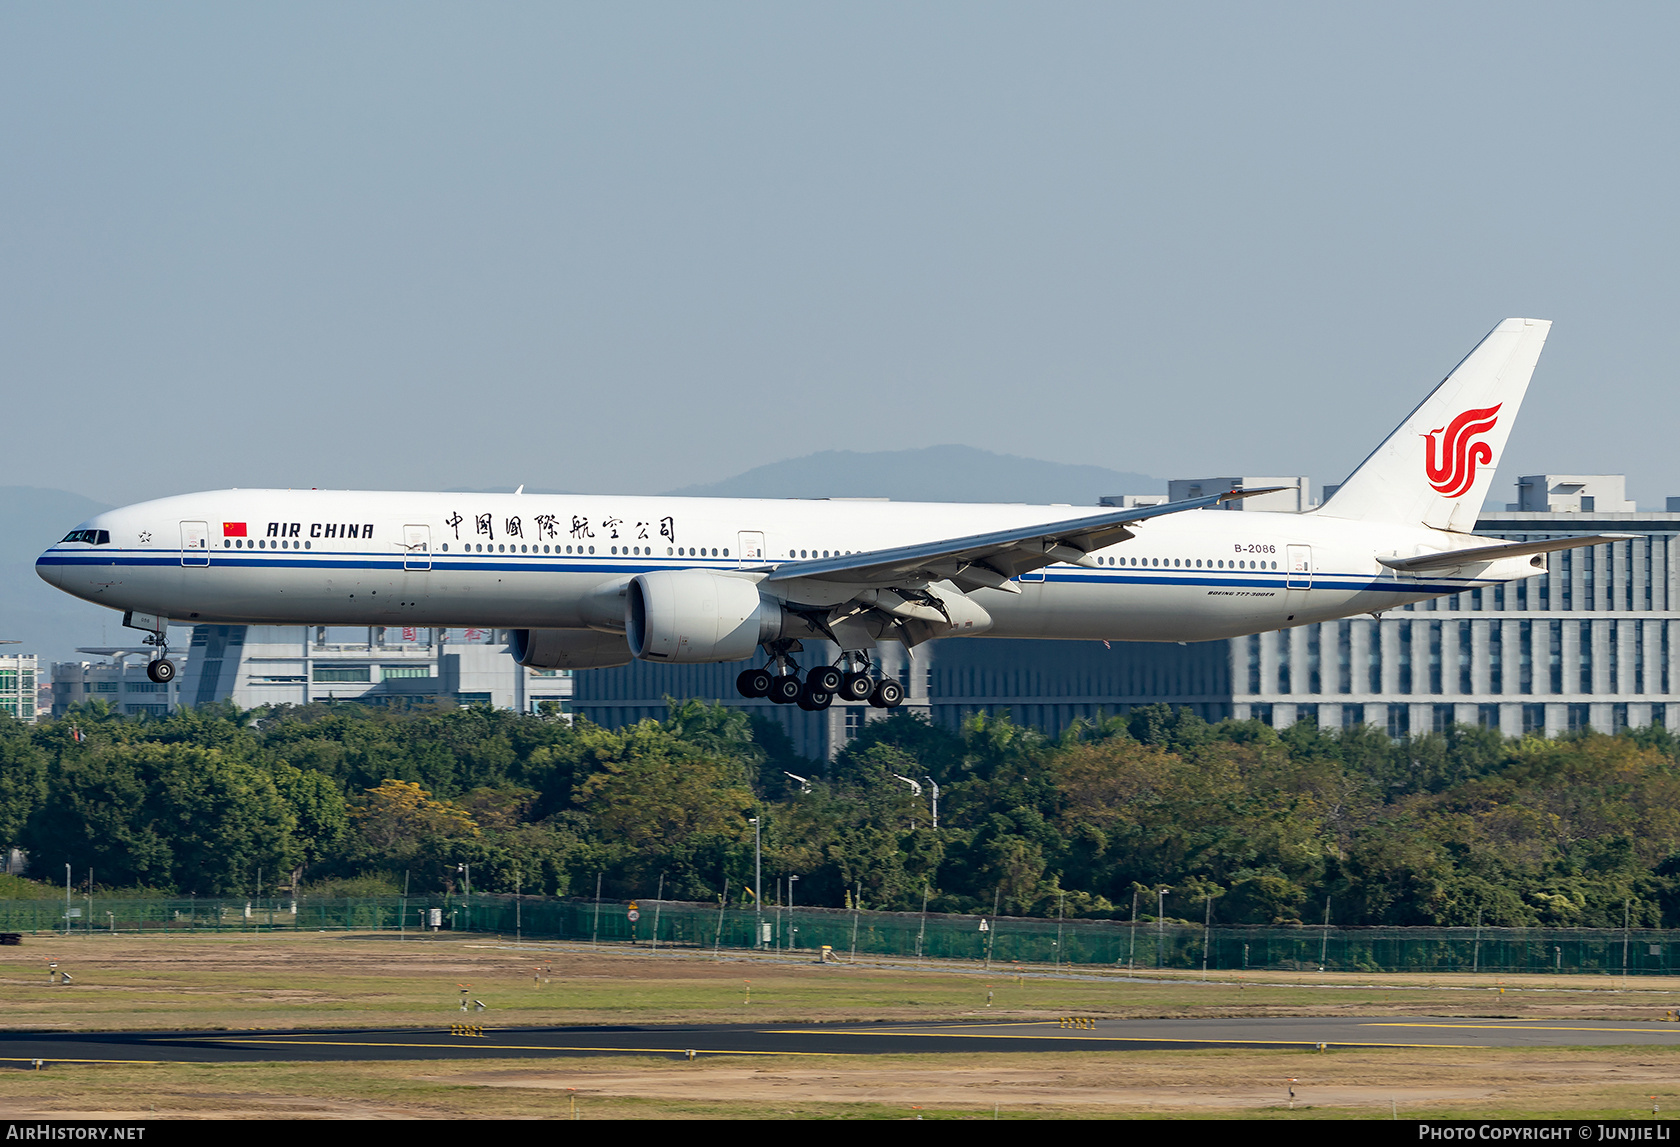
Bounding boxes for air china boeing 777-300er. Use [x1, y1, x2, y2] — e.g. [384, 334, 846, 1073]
[38, 318, 1631, 712]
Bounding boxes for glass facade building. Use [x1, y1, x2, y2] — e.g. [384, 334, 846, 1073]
[0, 655, 38, 722]
[1231, 508, 1677, 736]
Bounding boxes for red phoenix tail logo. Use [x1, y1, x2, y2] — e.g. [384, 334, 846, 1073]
[1423, 404, 1501, 498]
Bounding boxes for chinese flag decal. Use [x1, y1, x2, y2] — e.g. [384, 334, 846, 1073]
[223, 522, 248, 537]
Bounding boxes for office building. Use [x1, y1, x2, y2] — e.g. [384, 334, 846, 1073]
[50, 649, 177, 718]
[1234, 476, 1677, 737]
[50, 628, 570, 717]
[0, 654, 39, 722]
[175, 625, 572, 713]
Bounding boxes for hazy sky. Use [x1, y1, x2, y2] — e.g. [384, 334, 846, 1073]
[5, 3, 1678, 508]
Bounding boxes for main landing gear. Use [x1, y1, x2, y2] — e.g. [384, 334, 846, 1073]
[735, 650, 904, 712]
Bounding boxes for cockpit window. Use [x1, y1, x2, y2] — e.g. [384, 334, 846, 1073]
[61, 530, 111, 545]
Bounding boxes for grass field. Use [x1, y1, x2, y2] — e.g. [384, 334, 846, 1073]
[0, 931, 1677, 1118]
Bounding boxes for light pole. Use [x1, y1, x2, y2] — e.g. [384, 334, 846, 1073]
[924, 776, 940, 830]
[1055, 889, 1065, 970]
[788, 874, 799, 950]
[891, 774, 923, 830]
[1156, 886, 1170, 969]
[749, 817, 762, 949]
[457, 863, 470, 931]
[1129, 888, 1139, 973]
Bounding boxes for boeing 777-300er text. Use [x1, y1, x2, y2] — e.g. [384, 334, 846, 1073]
[39, 318, 1630, 711]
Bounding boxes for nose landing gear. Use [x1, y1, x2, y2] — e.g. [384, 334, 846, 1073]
[144, 635, 175, 684]
[123, 613, 176, 685]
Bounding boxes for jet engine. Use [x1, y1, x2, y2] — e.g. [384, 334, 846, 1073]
[508, 627, 634, 670]
[626, 569, 785, 663]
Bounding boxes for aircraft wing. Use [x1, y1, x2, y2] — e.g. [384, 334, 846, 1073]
[761, 487, 1281, 594]
[1377, 534, 1640, 574]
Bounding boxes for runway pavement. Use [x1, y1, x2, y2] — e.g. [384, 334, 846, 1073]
[4, 1015, 1680, 1065]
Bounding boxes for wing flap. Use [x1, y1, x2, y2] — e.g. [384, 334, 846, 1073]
[761, 486, 1284, 588]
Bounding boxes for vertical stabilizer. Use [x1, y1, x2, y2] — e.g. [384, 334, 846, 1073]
[1316, 318, 1550, 531]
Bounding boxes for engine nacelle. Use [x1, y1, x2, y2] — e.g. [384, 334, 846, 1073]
[626, 569, 782, 663]
[508, 627, 633, 670]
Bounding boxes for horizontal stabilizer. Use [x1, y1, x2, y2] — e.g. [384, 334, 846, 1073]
[1377, 533, 1638, 574]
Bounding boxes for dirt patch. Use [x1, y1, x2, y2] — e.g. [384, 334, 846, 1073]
[423, 1052, 1680, 1115]
[429, 1065, 1487, 1108]
[0, 1048, 1674, 1119]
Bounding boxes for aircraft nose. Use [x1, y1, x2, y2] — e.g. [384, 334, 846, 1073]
[36, 546, 66, 589]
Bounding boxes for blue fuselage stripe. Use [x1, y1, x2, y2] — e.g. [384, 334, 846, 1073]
[36, 550, 1476, 594]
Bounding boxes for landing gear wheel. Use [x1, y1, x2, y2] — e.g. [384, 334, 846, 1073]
[839, 672, 875, 703]
[796, 677, 834, 712]
[807, 665, 843, 694]
[869, 678, 904, 709]
[736, 668, 773, 698]
[768, 674, 802, 705]
[147, 658, 175, 684]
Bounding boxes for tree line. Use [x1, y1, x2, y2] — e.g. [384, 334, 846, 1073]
[2, 698, 1679, 928]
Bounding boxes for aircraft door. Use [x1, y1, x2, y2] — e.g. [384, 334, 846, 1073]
[737, 531, 765, 567]
[1286, 545, 1312, 590]
[403, 524, 432, 571]
[180, 521, 209, 567]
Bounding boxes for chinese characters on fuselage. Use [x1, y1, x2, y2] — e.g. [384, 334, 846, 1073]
[261, 510, 686, 548]
[436, 510, 685, 547]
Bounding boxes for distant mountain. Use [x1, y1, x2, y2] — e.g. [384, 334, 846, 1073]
[0, 487, 122, 671]
[664, 445, 1163, 504]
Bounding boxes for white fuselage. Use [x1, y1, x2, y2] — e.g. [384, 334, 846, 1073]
[36, 489, 1535, 645]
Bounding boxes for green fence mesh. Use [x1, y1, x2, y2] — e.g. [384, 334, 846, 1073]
[3, 896, 1674, 976]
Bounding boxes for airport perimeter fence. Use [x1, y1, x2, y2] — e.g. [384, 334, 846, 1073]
[2, 894, 1679, 977]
